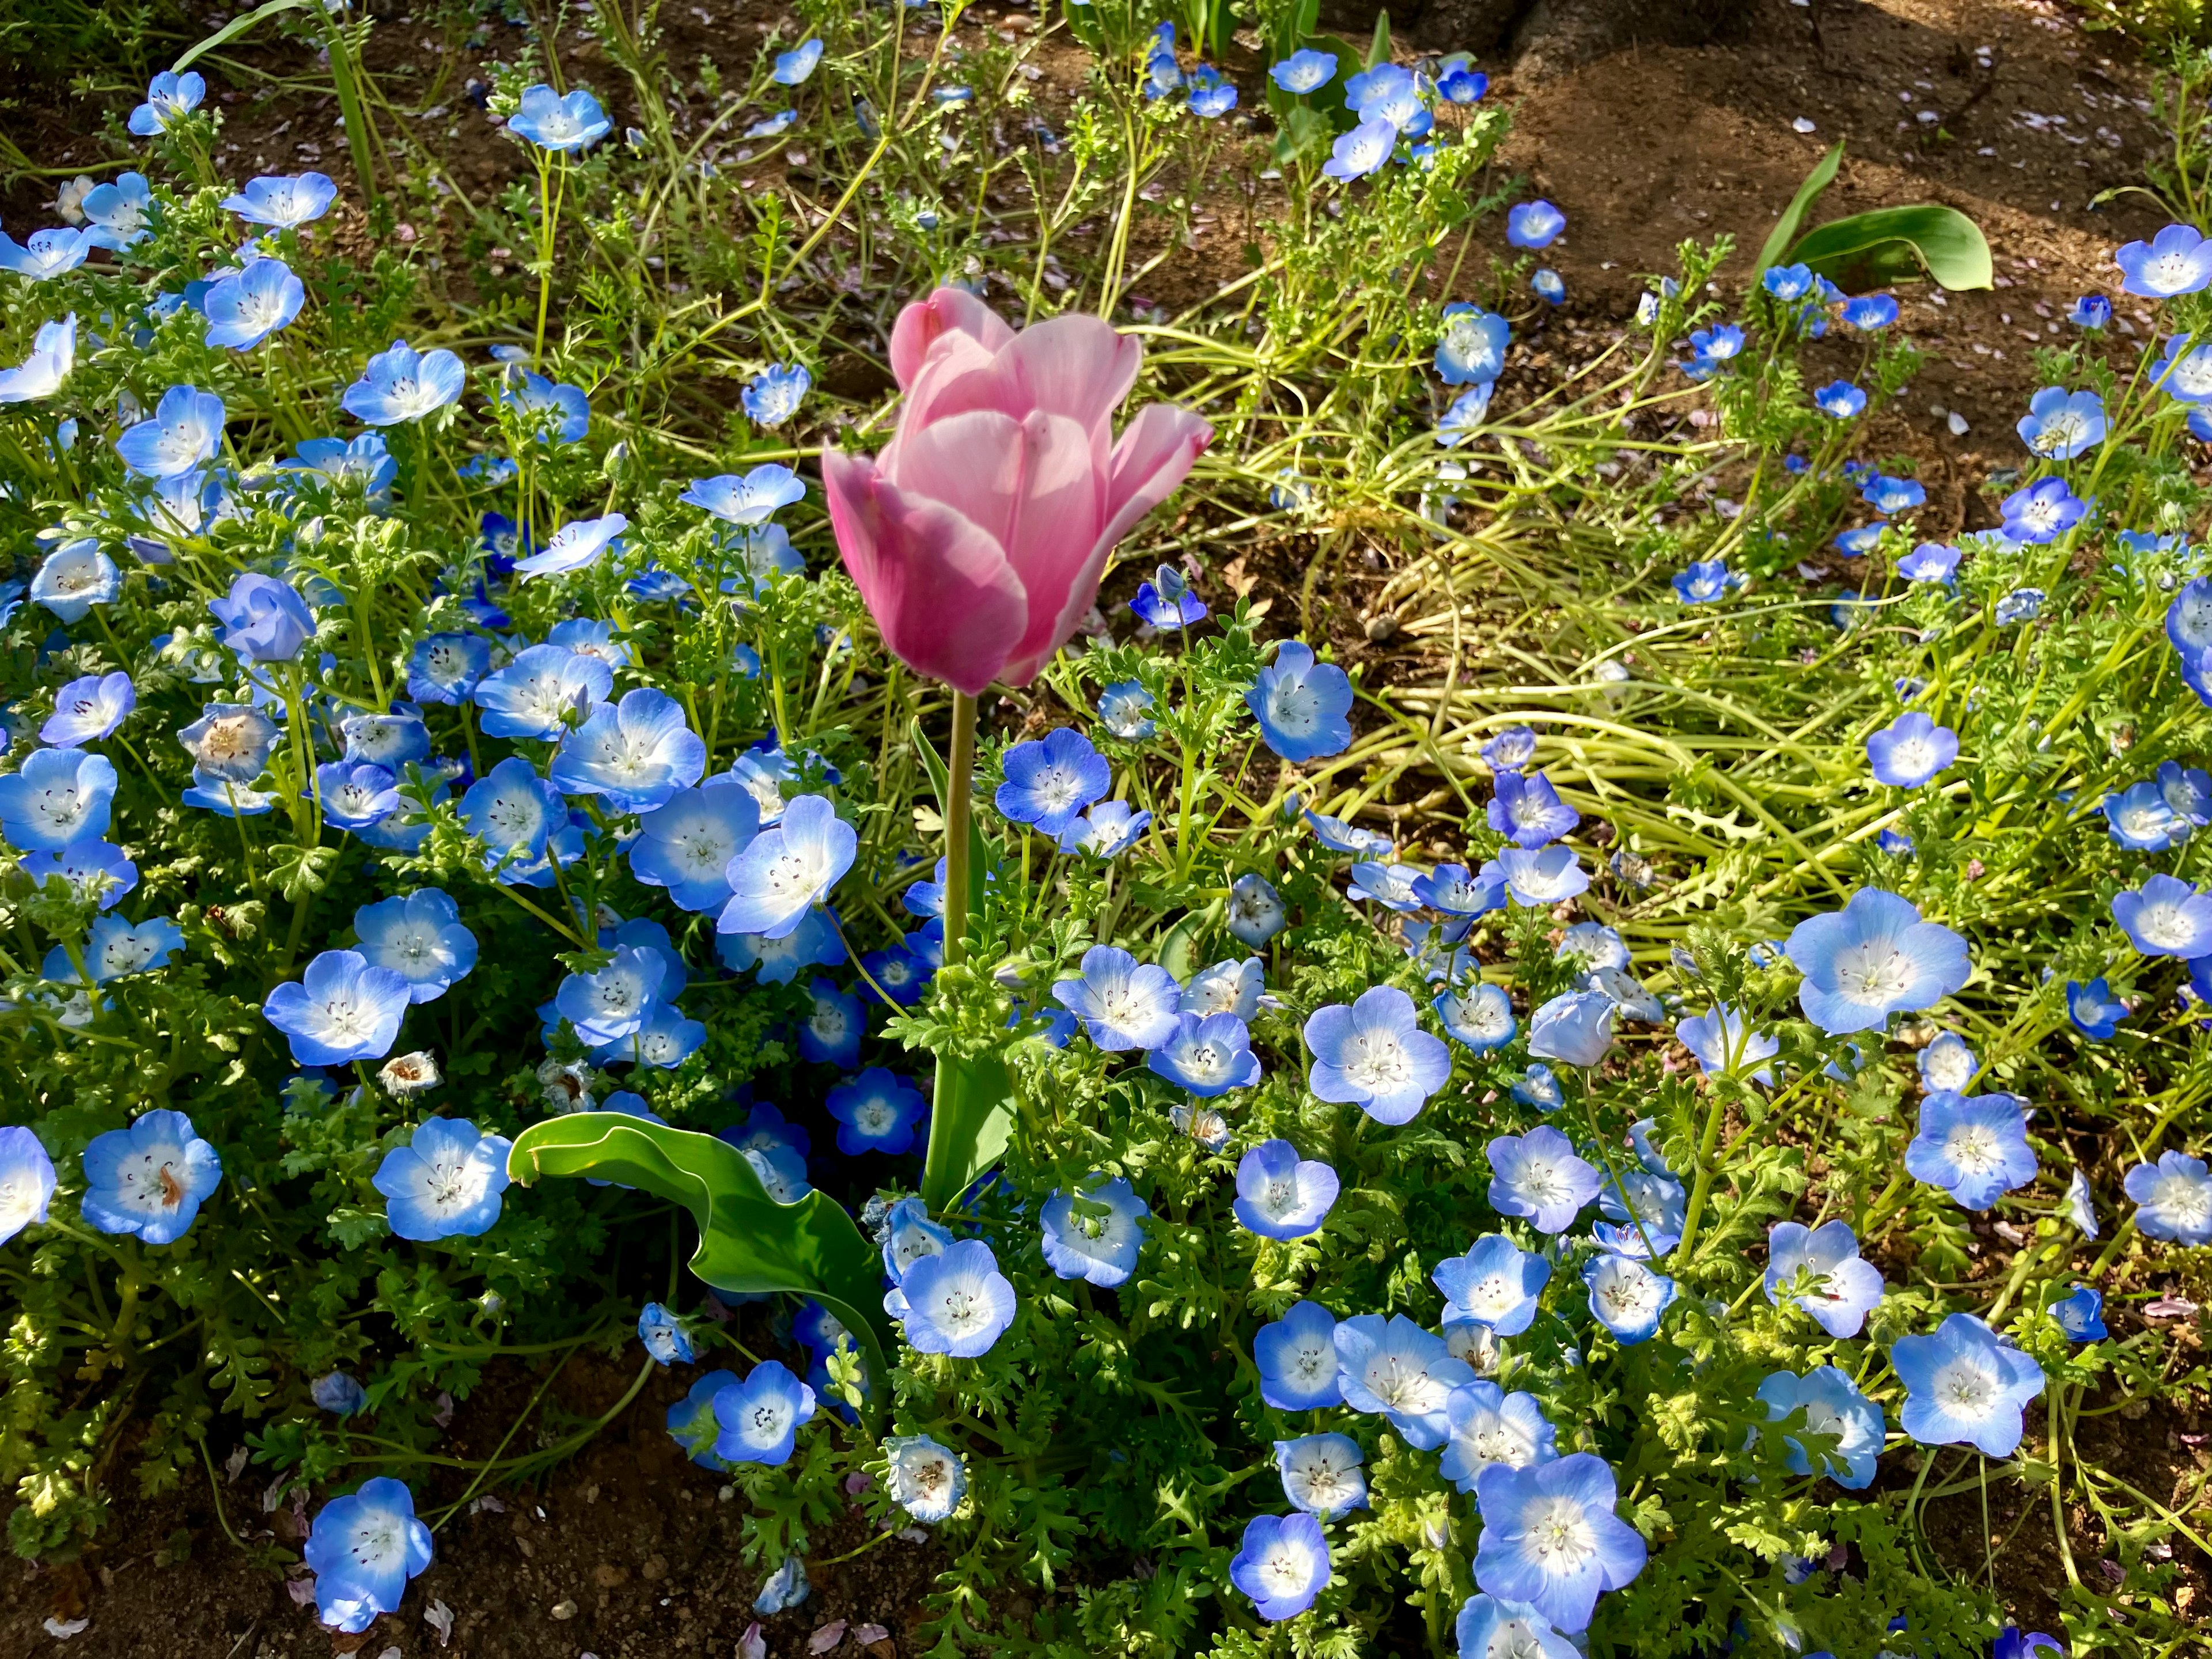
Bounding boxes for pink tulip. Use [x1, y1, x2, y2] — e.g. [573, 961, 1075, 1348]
[824, 287, 1213, 696]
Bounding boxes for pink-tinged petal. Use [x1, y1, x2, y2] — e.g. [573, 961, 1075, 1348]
[823, 446, 1027, 696]
[881, 407, 1029, 552]
[888, 287, 1014, 391]
[892, 329, 1002, 449]
[910, 313, 1143, 435]
[1001, 402, 1212, 685]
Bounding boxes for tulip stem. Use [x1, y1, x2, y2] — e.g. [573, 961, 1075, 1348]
[944, 691, 976, 967]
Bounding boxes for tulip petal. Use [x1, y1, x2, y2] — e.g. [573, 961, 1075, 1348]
[1003, 402, 1213, 686]
[889, 286, 1014, 391]
[911, 313, 1144, 436]
[823, 446, 1027, 696]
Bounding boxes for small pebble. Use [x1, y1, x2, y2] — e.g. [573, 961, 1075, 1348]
[551, 1598, 578, 1620]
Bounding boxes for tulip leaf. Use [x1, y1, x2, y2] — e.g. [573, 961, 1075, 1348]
[174, 0, 312, 73]
[908, 716, 994, 922]
[1755, 142, 1844, 276]
[1787, 205, 1994, 293]
[506, 1115, 891, 1387]
[922, 1050, 1020, 1214]
[1062, 0, 1104, 54]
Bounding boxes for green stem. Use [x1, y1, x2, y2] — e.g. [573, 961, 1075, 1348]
[944, 691, 976, 967]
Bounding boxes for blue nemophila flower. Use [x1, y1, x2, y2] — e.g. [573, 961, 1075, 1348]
[0, 226, 90, 279]
[666, 1370, 737, 1467]
[554, 944, 666, 1045]
[202, 259, 304, 350]
[1182, 957, 1263, 1020]
[1435, 303, 1510, 385]
[501, 369, 592, 444]
[303, 1477, 433, 1634]
[1595, 966, 1665, 1021]
[2070, 293, 2113, 328]
[1435, 983, 1517, 1052]
[373, 1118, 513, 1240]
[634, 779, 761, 911]
[550, 687, 707, 813]
[509, 83, 611, 150]
[718, 794, 857, 939]
[1434, 381, 1494, 446]
[796, 978, 861, 1066]
[683, 464, 808, 526]
[81, 173, 153, 249]
[312, 1371, 366, 1417]
[885, 1435, 967, 1522]
[128, 69, 205, 135]
[0, 746, 116, 850]
[474, 644, 614, 738]
[514, 512, 629, 579]
[1188, 75, 1238, 118]
[1275, 1433, 1366, 1519]
[753, 1555, 809, 1615]
[1348, 861, 1423, 911]
[1230, 1513, 1330, 1622]
[1840, 293, 1899, 329]
[406, 632, 490, 704]
[222, 171, 338, 229]
[1916, 1032, 1976, 1094]
[1671, 558, 1736, 604]
[0, 312, 75, 402]
[1254, 1300, 1342, 1409]
[184, 770, 279, 817]
[718, 910, 843, 984]
[2117, 222, 2212, 296]
[1496, 844, 1588, 906]
[1527, 990, 1615, 1069]
[1411, 863, 1503, 917]
[1230, 871, 1291, 946]
[2064, 1165, 2100, 1237]
[2052, 1284, 2106, 1342]
[2067, 977, 2126, 1039]
[1812, 380, 1866, 418]
[29, 538, 119, 623]
[1766, 1219, 1884, 1337]
[1756, 1366, 1882, 1489]
[1097, 680, 1156, 739]
[1434, 1233, 1551, 1335]
[1234, 1139, 1339, 1240]
[209, 571, 316, 662]
[891, 1237, 1016, 1357]
[78, 915, 183, 983]
[1861, 474, 1926, 516]
[2016, 385, 2106, 459]
[608, 1000, 708, 1069]
[1040, 1174, 1149, 1287]
[1472, 1453, 1646, 1633]
[1487, 1127, 1599, 1234]
[712, 1360, 815, 1466]
[1893, 1311, 2045, 1456]
[1306, 986, 1452, 1124]
[263, 949, 411, 1066]
[1304, 808, 1392, 858]
[1834, 524, 1882, 557]
[314, 762, 399, 832]
[1783, 887, 1969, 1035]
[772, 37, 823, 84]
[2160, 759, 2212, 828]
[0, 1127, 58, 1244]
[1906, 1090, 2037, 1211]
[638, 1301, 694, 1366]
[343, 339, 466, 425]
[1506, 199, 1565, 249]
[1762, 263, 1815, 300]
[1149, 1011, 1262, 1095]
[460, 754, 564, 872]
[2112, 872, 2212, 957]
[80, 1110, 221, 1243]
[1054, 944, 1180, 1051]
[1334, 1313, 1472, 1448]
[1248, 641, 1353, 762]
[1556, 923, 1627, 983]
[2000, 478, 2083, 544]
[743, 361, 810, 427]
[998, 727, 1111, 838]
[1510, 1063, 1564, 1113]
[1527, 267, 1566, 305]
[1439, 1382, 1557, 1499]
[1676, 1003, 1778, 1084]
[879, 1194, 952, 1284]
[287, 432, 396, 495]
[1270, 48, 1337, 93]
[338, 710, 430, 771]
[1455, 1596, 1579, 1659]
[1483, 725, 1537, 772]
[826, 1067, 925, 1155]
[1351, 64, 1427, 134]
[1898, 541, 1961, 584]
[1143, 47, 1184, 99]
[354, 891, 476, 1005]
[41, 671, 134, 748]
[1487, 770, 1578, 848]
[1131, 563, 1207, 629]
[1866, 710, 1958, 789]
[1582, 1253, 1676, 1344]
[2123, 1150, 2212, 1243]
[744, 109, 798, 139]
